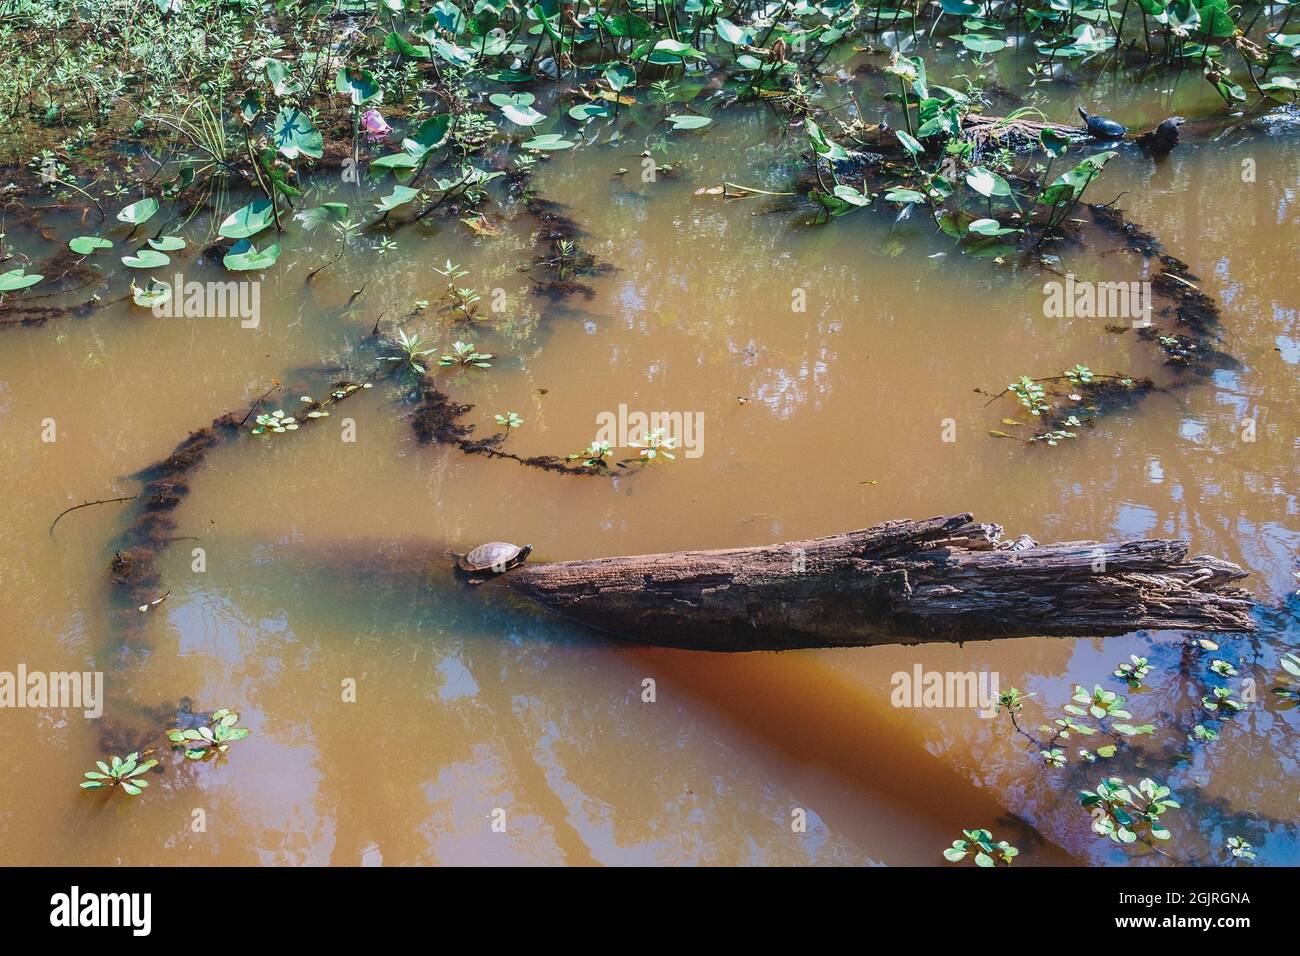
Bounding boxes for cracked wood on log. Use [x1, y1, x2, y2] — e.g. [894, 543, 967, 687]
[500, 514, 1255, 651]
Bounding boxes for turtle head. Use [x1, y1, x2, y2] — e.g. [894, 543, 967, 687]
[1077, 106, 1090, 122]
[519, 544, 533, 562]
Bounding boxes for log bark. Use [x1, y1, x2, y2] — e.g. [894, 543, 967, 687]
[501, 514, 1255, 651]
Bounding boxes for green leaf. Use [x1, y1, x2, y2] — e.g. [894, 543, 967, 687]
[121, 249, 171, 269]
[271, 108, 324, 160]
[148, 235, 186, 251]
[521, 133, 574, 151]
[884, 187, 927, 204]
[375, 184, 421, 212]
[500, 102, 547, 126]
[806, 119, 850, 162]
[604, 63, 636, 92]
[966, 165, 1013, 198]
[335, 68, 382, 106]
[116, 198, 159, 225]
[0, 268, 44, 291]
[666, 114, 711, 130]
[895, 130, 924, 155]
[403, 114, 451, 156]
[714, 18, 755, 45]
[130, 278, 171, 308]
[569, 102, 613, 121]
[69, 236, 113, 255]
[219, 199, 276, 239]
[222, 238, 281, 271]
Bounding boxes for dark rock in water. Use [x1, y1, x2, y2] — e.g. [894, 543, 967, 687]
[1078, 106, 1126, 140]
[1136, 117, 1185, 155]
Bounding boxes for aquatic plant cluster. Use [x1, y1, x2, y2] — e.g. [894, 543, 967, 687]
[82, 707, 250, 798]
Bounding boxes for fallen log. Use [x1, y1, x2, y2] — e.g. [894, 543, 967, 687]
[501, 514, 1255, 651]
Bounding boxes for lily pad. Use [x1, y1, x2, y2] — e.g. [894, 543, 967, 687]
[335, 68, 382, 106]
[0, 268, 43, 291]
[375, 185, 421, 212]
[121, 249, 171, 269]
[148, 235, 186, 251]
[222, 239, 281, 272]
[294, 203, 349, 231]
[521, 133, 574, 151]
[666, 114, 711, 130]
[218, 199, 276, 240]
[116, 198, 159, 226]
[271, 108, 324, 160]
[68, 236, 113, 255]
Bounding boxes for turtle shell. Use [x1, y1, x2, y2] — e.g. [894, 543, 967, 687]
[460, 541, 525, 572]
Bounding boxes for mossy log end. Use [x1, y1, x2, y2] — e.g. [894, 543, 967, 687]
[502, 514, 1255, 651]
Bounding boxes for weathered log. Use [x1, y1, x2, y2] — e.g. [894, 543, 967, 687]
[501, 514, 1255, 651]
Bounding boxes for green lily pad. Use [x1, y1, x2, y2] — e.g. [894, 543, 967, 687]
[403, 114, 451, 156]
[294, 203, 349, 231]
[569, 102, 613, 122]
[0, 268, 43, 291]
[218, 199, 276, 239]
[68, 236, 113, 255]
[666, 114, 711, 130]
[521, 133, 574, 151]
[335, 67, 382, 106]
[223, 238, 281, 271]
[148, 235, 186, 251]
[271, 107, 324, 160]
[375, 184, 421, 212]
[121, 249, 171, 269]
[116, 198, 159, 226]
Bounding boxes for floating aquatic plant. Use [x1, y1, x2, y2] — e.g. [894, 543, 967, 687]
[167, 708, 250, 761]
[80, 752, 158, 796]
[942, 829, 1019, 867]
[439, 341, 493, 368]
[1081, 777, 1181, 846]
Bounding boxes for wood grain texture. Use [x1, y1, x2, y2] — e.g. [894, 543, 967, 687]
[500, 514, 1255, 651]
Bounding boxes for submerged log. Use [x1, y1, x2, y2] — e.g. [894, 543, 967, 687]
[502, 514, 1255, 651]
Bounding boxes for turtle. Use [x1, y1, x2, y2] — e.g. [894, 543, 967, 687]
[455, 541, 532, 580]
[1077, 106, 1127, 140]
[1135, 116, 1185, 155]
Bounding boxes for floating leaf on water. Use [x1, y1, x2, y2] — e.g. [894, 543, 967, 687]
[121, 249, 170, 269]
[148, 235, 186, 251]
[0, 268, 44, 291]
[116, 198, 159, 225]
[666, 114, 711, 130]
[402, 114, 451, 156]
[219, 199, 276, 239]
[130, 278, 171, 308]
[294, 203, 349, 231]
[222, 238, 281, 271]
[68, 236, 113, 255]
[521, 133, 574, 151]
[568, 102, 613, 122]
[375, 184, 421, 212]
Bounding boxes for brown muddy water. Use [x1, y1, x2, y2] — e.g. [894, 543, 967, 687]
[0, 70, 1297, 866]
